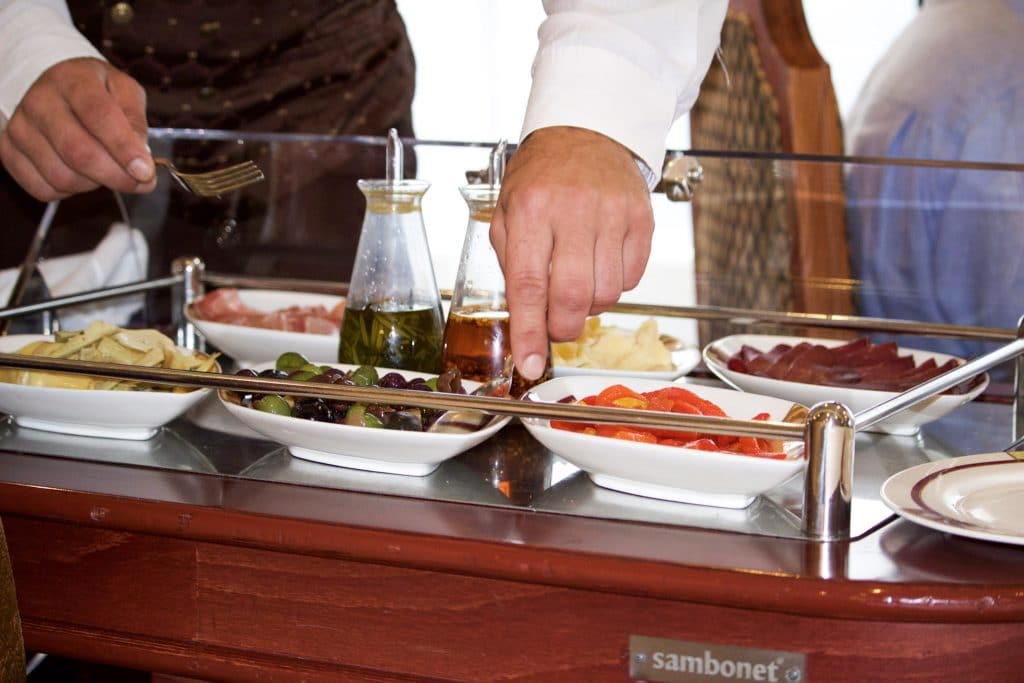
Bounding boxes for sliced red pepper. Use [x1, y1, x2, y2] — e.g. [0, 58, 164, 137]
[595, 424, 658, 443]
[551, 420, 593, 433]
[594, 384, 646, 408]
[681, 438, 720, 451]
[644, 387, 728, 417]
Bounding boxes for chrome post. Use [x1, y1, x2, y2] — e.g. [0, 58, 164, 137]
[801, 401, 855, 541]
[1015, 316, 1024, 441]
[172, 256, 205, 351]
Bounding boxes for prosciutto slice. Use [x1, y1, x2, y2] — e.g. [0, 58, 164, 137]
[193, 288, 345, 335]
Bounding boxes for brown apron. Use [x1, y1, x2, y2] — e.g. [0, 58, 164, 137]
[3, 0, 416, 288]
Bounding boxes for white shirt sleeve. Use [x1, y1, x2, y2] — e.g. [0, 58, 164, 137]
[0, 0, 104, 128]
[522, 0, 727, 184]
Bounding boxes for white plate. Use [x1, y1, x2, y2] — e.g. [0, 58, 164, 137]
[881, 452, 1024, 545]
[520, 376, 805, 509]
[703, 334, 989, 436]
[553, 347, 702, 381]
[0, 334, 214, 440]
[552, 313, 700, 380]
[186, 288, 344, 366]
[218, 363, 512, 476]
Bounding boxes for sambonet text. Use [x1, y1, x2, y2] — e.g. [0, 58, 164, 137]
[651, 649, 781, 681]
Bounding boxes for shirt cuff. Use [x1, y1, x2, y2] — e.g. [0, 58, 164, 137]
[0, 4, 104, 128]
[520, 44, 676, 189]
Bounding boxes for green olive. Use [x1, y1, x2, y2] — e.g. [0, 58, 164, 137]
[287, 370, 316, 382]
[276, 351, 309, 373]
[255, 394, 291, 416]
[425, 377, 438, 391]
[350, 365, 379, 387]
[344, 403, 383, 428]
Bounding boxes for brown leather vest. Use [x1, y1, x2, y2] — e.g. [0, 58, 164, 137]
[66, 0, 415, 136]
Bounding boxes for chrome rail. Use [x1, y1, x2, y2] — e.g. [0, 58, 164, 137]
[608, 301, 1015, 342]
[0, 276, 182, 321]
[855, 338, 1024, 432]
[0, 353, 803, 440]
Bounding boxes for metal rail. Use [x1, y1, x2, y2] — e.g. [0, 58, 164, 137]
[0, 353, 803, 440]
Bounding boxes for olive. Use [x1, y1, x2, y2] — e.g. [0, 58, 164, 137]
[386, 408, 423, 431]
[344, 403, 383, 428]
[378, 372, 408, 389]
[287, 370, 316, 382]
[291, 398, 333, 422]
[407, 377, 432, 392]
[332, 375, 355, 386]
[255, 394, 291, 416]
[259, 368, 289, 380]
[319, 367, 347, 382]
[276, 351, 309, 373]
[436, 367, 461, 394]
[425, 377, 438, 391]
[350, 365, 379, 387]
[230, 368, 259, 404]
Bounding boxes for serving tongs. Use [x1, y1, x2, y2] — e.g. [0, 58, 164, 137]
[0, 353, 804, 440]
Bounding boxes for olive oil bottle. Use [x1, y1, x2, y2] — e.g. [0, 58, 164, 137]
[338, 130, 445, 373]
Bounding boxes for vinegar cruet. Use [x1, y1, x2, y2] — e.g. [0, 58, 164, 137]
[337, 129, 445, 373]
[441, 141, 551, 396]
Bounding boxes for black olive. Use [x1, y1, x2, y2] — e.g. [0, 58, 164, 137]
[378, 372, 408, 389]
[385, 408, 423, 431]
[291, 398, 334, 422]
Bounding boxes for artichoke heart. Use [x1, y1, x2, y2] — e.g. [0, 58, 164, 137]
[2, 321, 219, 391]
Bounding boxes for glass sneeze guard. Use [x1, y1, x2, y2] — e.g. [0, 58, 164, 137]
[1, 129, 1022, 543]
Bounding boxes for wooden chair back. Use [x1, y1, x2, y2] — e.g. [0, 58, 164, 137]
[689, 0, 852, 342]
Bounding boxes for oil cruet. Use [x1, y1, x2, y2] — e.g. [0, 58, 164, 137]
[441, 141, 552, 397]
[337, 129, 445, 373]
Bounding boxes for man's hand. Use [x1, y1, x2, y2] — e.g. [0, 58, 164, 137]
[490, 126, 654, 380]
[0, 57, 155, 201]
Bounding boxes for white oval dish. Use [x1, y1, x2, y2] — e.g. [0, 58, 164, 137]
[218, 363, 512, 476]
[0, 334, 214, 440]
[703, 334, 989, 436]
[186, 288, 344, 366]
[519, 375, 805, 509]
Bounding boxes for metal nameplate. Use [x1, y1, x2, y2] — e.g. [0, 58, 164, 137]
[630, 635, 806, 683]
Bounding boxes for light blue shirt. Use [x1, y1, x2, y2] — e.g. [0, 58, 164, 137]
[845, 0, 1024, 361]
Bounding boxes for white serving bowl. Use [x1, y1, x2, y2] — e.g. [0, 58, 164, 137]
[0, 334, 214, 440]
[218, 363, 512, 476]
[186, 288, 344, 366]
[703, 334, 989, 436]
[519, 375, 805, 509]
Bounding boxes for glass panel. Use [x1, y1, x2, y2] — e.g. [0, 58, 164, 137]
[3, 129, 1022, 541]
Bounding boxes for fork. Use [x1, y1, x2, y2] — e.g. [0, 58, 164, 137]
[154, 157, 265, 197]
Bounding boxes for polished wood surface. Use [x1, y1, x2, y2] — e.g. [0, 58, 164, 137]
[0, 519, 25, 683]
[3, 447, 1024, 682]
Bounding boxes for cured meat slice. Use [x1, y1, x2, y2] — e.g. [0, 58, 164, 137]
[724, 337, 970, 395]
[193, 288, 345, 335]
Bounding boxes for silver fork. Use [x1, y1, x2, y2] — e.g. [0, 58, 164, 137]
[154, 157, 264, 197]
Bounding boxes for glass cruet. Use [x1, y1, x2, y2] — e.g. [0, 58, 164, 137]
[337, 130, 445, 373]
[441, 141, 551, 396]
